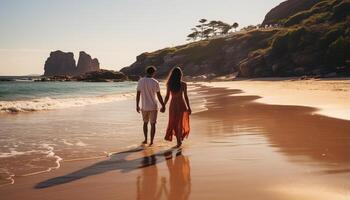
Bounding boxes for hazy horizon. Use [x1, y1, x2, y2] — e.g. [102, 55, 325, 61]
[0, 0, 283, 76]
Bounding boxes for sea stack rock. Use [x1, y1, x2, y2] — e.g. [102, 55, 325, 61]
[44, 50, 101, 76]
[44, 50, 76, 76]
[76, 51, 100, 74]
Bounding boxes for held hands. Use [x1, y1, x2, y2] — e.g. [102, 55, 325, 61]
[187, 108, 192, 115]
[160, 106, 166, 113]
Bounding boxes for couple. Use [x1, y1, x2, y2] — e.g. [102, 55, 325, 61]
[136, 66, 191, 148]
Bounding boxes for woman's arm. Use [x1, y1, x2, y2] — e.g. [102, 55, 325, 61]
[164, 86, 170, 106]
[183, 82, 191, 115]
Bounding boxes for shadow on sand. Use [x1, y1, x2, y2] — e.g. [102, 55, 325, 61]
[35, 146, 182, 189]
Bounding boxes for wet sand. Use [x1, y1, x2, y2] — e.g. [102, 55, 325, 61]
[1, 84, 350, 200]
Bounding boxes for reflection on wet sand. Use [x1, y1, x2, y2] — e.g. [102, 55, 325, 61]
[163, 150, 191, 200]
[195, 87, 350, 167]
[136, 149, 191, 200]
[136, 149, 159, 200]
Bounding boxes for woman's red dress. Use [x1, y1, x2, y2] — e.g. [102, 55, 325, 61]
[164, 88, 190, 141]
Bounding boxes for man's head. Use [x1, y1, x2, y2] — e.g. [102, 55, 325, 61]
[145, 66, 157, 77]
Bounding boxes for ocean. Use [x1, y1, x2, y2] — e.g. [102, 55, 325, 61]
[0, 80, 137, 112]
[0, 79, 205, 186]
[0, 80, 139, 185]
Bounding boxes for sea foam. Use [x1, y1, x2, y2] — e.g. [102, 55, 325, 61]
[0, 93, 134, 113]
[0, 149, 38, 158]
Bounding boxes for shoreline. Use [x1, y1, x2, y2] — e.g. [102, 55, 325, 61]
[0, 84, 207, 187]
[0, 82, 349, 199]
[201, 78, 350, 121]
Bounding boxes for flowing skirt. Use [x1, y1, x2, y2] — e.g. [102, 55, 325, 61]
[165, 98, 190, 141]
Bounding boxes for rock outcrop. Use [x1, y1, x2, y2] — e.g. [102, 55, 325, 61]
[44, 51, 76, 76]
[76, 70, 127, 82]
[44, 51, 100, 76]
[121, 0, 350, 79]
[262, 0, 323, 26]
[76, 51, 100, 74]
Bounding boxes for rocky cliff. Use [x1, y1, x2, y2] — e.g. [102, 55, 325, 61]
[262, 0, 324, 26]
[44, 51, 76, 76]
[77, 51, 100, 74]
[44, 51, 100, 76]
[121, 0, 350, 79]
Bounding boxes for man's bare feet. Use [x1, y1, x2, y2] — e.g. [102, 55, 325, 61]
[163, 150, 172, 159]
[149, 142, 153, 146]
[142, 140, 147, 144]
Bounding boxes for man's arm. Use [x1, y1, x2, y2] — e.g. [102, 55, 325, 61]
[136, 91, 141, 113]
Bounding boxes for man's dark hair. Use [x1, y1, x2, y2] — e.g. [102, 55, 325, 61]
[146, 66, 156, 75]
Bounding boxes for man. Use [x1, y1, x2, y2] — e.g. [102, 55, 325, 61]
[136, 66, 165, 146]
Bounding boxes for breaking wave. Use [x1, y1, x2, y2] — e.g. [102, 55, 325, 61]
[0, 93, 135, 113]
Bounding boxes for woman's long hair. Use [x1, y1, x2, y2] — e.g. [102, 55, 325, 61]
[166, 67, 183, 92]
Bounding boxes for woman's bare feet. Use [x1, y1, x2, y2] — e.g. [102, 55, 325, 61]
[176, 141, 182, 148]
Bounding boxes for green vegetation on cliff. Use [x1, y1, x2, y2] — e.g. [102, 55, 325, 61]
[121, 0, 350, 78]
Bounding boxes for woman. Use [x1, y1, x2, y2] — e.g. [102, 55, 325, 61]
[164, 67, 191, 147]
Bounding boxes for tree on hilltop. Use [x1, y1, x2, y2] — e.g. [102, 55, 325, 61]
[197, 19, 208, 40]
[187, 28, 200, 41]
[217, 21, 232, 35]
[186, 19, 239, 41]
[199, 18, 207, 24]
[202, 28, 214, 39]
[232, 22, 239, 31]
[208, 20, 220, 36]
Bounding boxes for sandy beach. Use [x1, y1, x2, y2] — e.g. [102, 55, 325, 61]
[202, 78, 350, 121]
[1, 79, 350, 200]
[2, 0, 350, 199]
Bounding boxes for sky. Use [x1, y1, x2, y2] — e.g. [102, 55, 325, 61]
[0, 0, 283, 76]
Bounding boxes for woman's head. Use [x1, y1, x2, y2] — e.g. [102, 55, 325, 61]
[166, 67, 183, 92]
